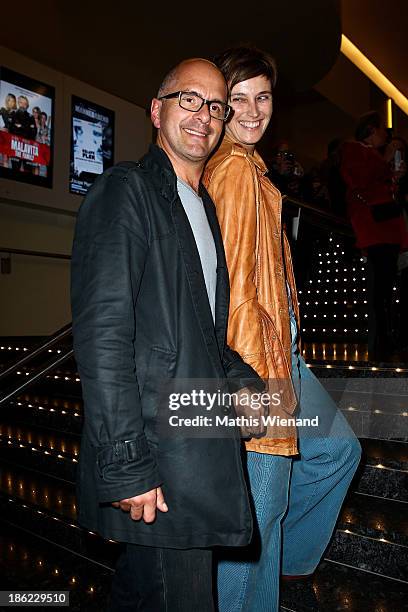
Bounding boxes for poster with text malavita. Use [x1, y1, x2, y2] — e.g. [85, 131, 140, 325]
[0, 67, 54, 188]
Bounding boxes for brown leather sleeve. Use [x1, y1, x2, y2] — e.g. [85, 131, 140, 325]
[205, 157, 269, 379]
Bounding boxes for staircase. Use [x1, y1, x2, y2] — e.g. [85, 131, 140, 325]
[0, 339, 407, 612]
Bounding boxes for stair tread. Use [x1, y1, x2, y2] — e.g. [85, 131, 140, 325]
[0, 519, 113, 611]
[340, 491, 408, 545]
[281, 559, 408, 611]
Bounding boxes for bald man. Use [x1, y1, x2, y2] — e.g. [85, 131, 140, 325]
[71, 59, 262, 611]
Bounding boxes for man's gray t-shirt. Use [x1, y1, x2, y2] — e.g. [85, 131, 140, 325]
[177, 178, 217, 322]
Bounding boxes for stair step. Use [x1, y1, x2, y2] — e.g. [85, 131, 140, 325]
[353, 461, 408, 502]
[0, 463, 76, 518]
[326, 529, 408, 582]
[3, 395, 83, 435]
[0, 518, 113, 611]
[2, 423, 406, 503]
[360, 438, 408, 466]
[339, 492, 408, 547]
[280, 559, 408, 612]
[0, 493, 119, 569]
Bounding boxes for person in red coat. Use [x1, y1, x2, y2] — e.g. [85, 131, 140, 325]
[341, 112, 406, 361]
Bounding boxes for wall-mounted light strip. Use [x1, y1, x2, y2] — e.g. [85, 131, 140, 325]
[386, 98, 393, 128]
[341, 34, 408, 116]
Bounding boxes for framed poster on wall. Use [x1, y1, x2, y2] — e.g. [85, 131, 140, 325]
[69, 96, 115, 195]
[0, 67, 55, 188]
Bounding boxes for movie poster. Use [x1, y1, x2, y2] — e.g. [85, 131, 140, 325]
[70, 96, 114, 195]
[0, 67, 54, 188]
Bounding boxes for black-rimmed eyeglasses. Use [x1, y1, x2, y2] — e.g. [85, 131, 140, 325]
[158, 91, 231, 122]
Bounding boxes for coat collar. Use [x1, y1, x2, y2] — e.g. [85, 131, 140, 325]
[220, 134, 268, 175]
[140, 143, 178, 203]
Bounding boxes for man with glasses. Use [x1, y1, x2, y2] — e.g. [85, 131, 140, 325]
[71, 58, 261, 611]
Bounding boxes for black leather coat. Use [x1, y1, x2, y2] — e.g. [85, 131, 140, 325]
[71, 144, 262, 548]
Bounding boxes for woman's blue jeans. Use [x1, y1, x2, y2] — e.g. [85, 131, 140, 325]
[217, 345, 361, 612]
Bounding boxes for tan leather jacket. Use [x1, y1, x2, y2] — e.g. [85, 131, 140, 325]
[203, 135, 299, 456]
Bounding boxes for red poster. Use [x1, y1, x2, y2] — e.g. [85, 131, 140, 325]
[0, 131, 50, 166]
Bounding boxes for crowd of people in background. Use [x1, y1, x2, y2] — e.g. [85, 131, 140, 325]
[271, 115, 408, 362]
[265, 128, 408, 218]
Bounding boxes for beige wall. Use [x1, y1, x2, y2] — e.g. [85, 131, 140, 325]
[0, 47, 151, 336]
[0, 202, 74, 335]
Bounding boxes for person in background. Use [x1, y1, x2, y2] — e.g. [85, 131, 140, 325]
[203, 45, 361, 612]
[8, 95, 37, 174]
[341, 112, 407, 361]
[31, 106, 42, 175]
[384, 136, 408, 356]
[9, 95, 37, 140]
[0, 93, 16, 168]
[319, 138, 347, 216]
[269, 140, 304, 198]
[32, 106, 41, 132]
[0, 93, 16, 130]
[302, 166, 330, 208]
[35, 111, 51, 177]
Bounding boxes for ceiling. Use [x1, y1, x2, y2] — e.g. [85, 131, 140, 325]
[342, 0, 408, 99]
[2, 1, 406, 112]
[0, 0, 341, 107]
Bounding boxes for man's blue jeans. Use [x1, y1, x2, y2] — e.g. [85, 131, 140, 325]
[217, 347, 361, 612]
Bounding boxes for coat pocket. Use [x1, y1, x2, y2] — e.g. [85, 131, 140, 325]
[141, 347, 176, 426]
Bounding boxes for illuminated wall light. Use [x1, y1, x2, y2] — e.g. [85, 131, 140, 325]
[341, 35, 408, 115]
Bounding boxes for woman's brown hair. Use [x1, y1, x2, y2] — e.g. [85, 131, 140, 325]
[213, 45, 277, 92]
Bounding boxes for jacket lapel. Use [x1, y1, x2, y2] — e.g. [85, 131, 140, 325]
[143, 145, 226, 372]
[200, 185, 229, 357]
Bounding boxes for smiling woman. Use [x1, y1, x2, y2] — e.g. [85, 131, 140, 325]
[226, 76, 273, 152]
[203, 45, 361, 612]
